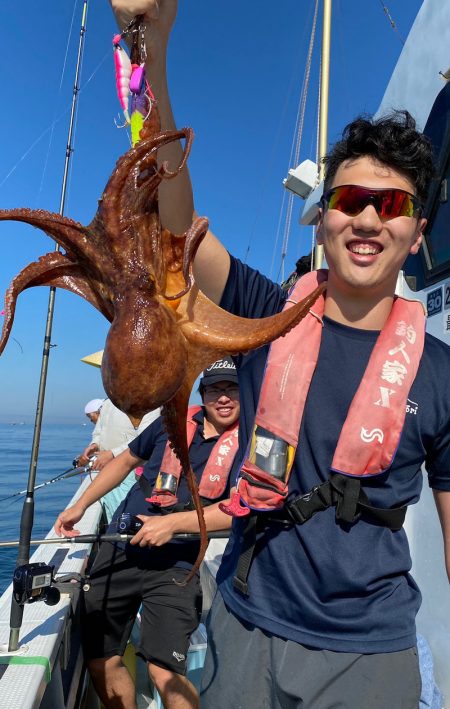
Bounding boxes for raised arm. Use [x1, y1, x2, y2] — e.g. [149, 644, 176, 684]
[54, 448, 143, 536]
[109, 0, 230, 304]
[433, 489, 450, 583]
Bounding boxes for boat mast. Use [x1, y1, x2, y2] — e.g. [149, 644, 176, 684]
[8, 0, 89, 652]
[313, 0, 332, 270]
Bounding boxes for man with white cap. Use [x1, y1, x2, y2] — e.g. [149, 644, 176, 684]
[79, 397, 159, 521]
[84, 398, 105, 425]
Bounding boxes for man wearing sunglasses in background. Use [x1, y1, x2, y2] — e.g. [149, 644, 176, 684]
[110, 3, 450, 707]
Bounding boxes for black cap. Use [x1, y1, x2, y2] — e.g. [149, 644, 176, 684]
[201, 357, 238, 387]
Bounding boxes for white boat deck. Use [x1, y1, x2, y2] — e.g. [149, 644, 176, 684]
[0, 476, 103, 709]
[3, 472, 444, 708]
[0, 481, 226, 709]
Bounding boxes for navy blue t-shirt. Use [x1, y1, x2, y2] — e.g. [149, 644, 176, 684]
[217, 256, 450, 653]
[112, 409, 230, 567]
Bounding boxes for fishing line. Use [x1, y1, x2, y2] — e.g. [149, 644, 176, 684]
[60, 25, 87, 216]
[35, 0, 80, 208]
[59, 1, 79, 92]
[0, 463, 84, 504]
[11, 337, 23, 353]
[0, 50, 110, 190]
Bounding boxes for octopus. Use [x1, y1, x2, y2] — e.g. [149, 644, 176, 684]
[0, 107, 325, 581]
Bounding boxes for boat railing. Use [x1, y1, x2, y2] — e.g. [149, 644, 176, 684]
[0, 476, 103, 709]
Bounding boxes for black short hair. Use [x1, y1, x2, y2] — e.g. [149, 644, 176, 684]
[280, 253, 312, 291]
[323, 111, 435, 204]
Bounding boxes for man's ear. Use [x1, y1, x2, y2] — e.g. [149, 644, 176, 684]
[410, 217, 426, 255]
[316, 207, 324, 245]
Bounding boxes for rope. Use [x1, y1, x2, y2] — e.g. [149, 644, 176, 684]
[269, 189, 288, 279]
[276, 0, 319, 282]
[243, 4, 316, 266]
[378, 0, 405, 46]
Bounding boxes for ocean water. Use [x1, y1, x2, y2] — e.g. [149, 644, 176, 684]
[0, 423, 92, 593]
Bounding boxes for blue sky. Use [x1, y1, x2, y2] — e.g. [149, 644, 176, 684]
[0, 0, 424, 423]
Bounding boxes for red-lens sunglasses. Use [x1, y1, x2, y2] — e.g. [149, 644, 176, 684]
[321, 184, 423, 220]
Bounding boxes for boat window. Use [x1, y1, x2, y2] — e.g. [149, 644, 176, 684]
[403, 81, 450, 290]
[422, 170, 450, 277]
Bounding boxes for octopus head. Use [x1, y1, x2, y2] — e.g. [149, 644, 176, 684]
[101, 293, 188, 418]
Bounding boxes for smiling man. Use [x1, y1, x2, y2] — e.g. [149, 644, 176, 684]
[55, 357, 240, 709]
[191, 116, 447, 709]
[107, 3, 450, 707]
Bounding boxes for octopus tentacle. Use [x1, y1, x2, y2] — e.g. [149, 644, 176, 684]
[164, 217, 209, 301]
[161, 381, 208, 587]
[132, 128, 193, 183]
[37, 270, 114, 321]
[0, 252, 112, 354]
[155, 128, 193, 180]
[178, 283, 326, 352]
[0, 209, 97, 265]
[121, 129, 194, 221]
[98, 129, 194, 238]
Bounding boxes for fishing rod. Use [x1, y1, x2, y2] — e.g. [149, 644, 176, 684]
[0, 531, 230, 548]
[9, 0, 90, 652]
[0, 461, 94, 504]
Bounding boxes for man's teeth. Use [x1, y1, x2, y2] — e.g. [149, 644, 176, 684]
[349, 244, 379, 255]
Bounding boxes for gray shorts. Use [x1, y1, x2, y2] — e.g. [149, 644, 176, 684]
[200, 592, 421, 709]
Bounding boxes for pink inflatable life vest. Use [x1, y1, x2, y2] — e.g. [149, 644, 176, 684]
[223, 269, 426, 516]
[146, 405, 239, 507]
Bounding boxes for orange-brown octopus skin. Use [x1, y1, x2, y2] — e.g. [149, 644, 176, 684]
[0, 105, 325, 584]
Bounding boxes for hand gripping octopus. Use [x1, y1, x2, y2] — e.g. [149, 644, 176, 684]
[0, 106, 324, 585]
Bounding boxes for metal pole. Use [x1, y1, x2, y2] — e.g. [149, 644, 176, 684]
[9, 0, 89, 652]
[313, 0, 332, 270]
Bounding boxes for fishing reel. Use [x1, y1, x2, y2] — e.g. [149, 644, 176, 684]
[85, 455, 99, 473]
[116, 513, 143, 535]
[13, 563, 60, 607]
[72, 454, 98, 472]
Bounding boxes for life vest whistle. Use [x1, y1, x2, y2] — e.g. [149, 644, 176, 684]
[219, 490, 250, 517]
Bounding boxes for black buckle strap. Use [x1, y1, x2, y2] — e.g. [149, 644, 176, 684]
[232, 474, 407, 596]
[285, 482, 333, 524]
[233, 515, 258, 596]
[281, 474, 406, 530]
[356, 496, 406, 530]
[331, 475, 362, 524]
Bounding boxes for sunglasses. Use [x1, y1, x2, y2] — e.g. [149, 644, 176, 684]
[203, 384, 239, 399]
[321, 185, 423, 220]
